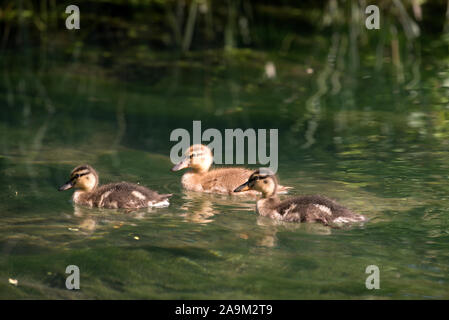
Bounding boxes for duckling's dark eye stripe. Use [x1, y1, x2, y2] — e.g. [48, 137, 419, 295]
[70, 172, 89, 181]
[249, 176, 260, 182]
[190, 152, 203, 158]
[249, 175, 269, 183]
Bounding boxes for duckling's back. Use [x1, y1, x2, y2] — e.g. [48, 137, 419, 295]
[200, 168, 253, 193]
[275, 195, 365, 226]
[86, 182, 172, 209]
[183, 167, 290, 194]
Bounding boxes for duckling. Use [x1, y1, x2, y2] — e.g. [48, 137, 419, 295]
[171, 144, 290, 195]
[58, 165, 172, 209]
[234, 169, 366, 226]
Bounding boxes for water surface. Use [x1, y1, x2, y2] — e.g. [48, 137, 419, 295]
[1, 45, 449, 299]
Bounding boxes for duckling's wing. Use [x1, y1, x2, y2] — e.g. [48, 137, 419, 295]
[276, 195, 350, 225]
[280, 195, 366, 226]
[304, 195, 366, 224]
[274, 198, 329, 224]
[93, 183, 171, 209]
[201, 168, 252, 193]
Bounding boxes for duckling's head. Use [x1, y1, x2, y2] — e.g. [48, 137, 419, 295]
[171, 144, 213, 173]
[58, 165, 99, 192]
[234, 169, 278, 197]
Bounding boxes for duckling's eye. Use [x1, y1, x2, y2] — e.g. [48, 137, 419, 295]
[248, 176, 259, 183]
[263, 180, 268, 184]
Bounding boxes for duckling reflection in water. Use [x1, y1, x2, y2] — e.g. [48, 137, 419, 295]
[253, 216, 332, 248]
[171, 144, 290, 195]
[59, 165, 172, 209]
[180, 191, 254, 224]
[180, 191, 220, 224]
[71, 205, 147, 234]
[234, 169, 366, 227]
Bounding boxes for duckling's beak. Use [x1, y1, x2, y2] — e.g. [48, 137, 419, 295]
[234, 181, 250, 192]
[58, 180, 74, 191]
[171, 158, 189, 172]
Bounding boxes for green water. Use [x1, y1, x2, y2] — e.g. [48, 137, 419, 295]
[1, 45, 449, 299]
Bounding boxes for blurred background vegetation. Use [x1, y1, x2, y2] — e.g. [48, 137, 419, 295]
[1, 0, 448, 55]
[2, 0, 449, 160]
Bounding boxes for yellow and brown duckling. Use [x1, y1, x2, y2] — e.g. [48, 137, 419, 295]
[59, 165, 172, 209]
[234, 169, 366, 227]
[171, 144, 290, 195]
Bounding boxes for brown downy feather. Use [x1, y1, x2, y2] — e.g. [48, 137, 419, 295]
[77, 182, 172, 209]
[172, 144, 291, 195]
[60, 165, 172, 209]
[260, 194, 363, 226]
[235, 170, 365, 227]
